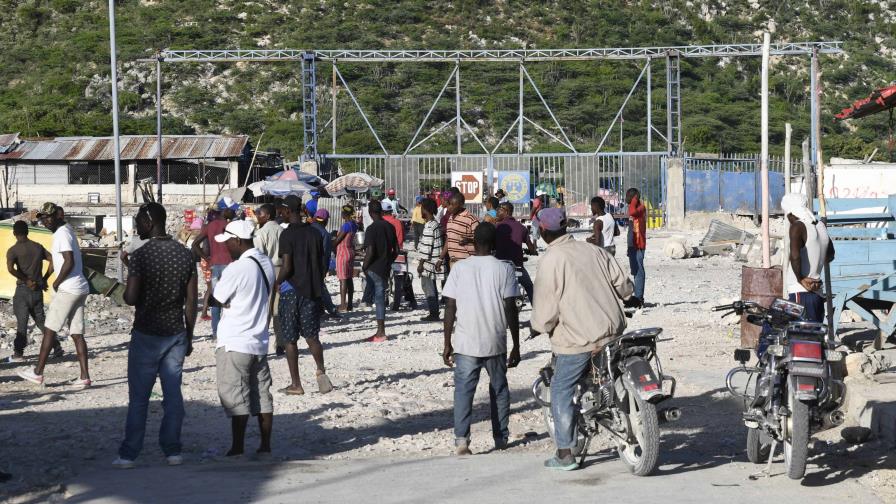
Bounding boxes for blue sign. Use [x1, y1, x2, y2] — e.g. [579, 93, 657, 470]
[497, 171, 530, 203]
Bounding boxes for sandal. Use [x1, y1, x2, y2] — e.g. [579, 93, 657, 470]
[316, 372, 334, 394]
[278, 386, 305, 396]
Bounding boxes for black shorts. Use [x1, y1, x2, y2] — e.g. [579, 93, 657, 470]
[278, 290, 321, 344]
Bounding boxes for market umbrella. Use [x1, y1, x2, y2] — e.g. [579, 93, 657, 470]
[325, 173, 384, 197]
[268, 168, 328, 187]
[248, 180, 317, 197]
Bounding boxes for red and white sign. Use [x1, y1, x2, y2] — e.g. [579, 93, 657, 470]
[451, 171, 483, 202]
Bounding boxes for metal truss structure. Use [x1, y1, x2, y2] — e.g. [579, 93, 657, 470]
[143, 41, 842, 160]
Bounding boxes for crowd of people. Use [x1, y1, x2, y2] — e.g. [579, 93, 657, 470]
[8, 184, 837, 474]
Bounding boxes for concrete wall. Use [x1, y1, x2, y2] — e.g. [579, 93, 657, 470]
[14, 184, 230, 209]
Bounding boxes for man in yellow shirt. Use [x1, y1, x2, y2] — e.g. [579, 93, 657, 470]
[411, 195, 426, 249]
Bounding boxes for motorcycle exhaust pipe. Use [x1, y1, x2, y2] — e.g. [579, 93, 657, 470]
[823, 410, 846, 429]
[657, 407, 682, 424]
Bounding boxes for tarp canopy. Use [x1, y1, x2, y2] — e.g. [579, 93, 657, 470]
[325, 173, 384, 197]
[835, 84, 896, 120]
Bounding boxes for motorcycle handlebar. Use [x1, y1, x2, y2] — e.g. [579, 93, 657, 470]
[711, 301, 761, 313]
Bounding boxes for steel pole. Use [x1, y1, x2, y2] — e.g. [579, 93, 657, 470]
[812, 51, 836, 342]
[455, 62, 462, 155]
[518, 62, 524, 155]
[760, 33, 771, 268]
[108, 0, 123, 280]
[156, 57, 163, 203]
[332, 62, 337, 154]
[665, 54, 672, 153]
[646, 58, 652, 152]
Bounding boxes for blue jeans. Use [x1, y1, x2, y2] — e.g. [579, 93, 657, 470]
[550, 352, 592, 450]
[453, 354, 510, 445]
[362, 276, 374, 304]
[789, 292, 825, 323]
[210, 264, 227, 337]
[119, 330, 187, 460]
[627, 247, 646, 300]
[366, 271, 387, 321]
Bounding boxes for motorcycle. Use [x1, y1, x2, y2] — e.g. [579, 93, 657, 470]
[714, 299, 846, 480]
[532, 328, 679, 475]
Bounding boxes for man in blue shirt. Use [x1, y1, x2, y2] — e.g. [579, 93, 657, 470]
[311, 209, 340, 318]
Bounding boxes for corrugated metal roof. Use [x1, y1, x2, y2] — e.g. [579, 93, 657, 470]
[0, 132, 19, 153]
[0, 135, 248, 161]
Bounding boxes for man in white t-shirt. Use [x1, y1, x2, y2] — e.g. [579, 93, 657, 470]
[442, 222, 520, 456]
[18, 203, 92, 389]
[586, 196, 619, 255]
[210, 220, 276, 458]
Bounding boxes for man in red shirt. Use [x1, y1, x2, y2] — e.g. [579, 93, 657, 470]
[625, 188, 647, 308]
[382, 201, 417, 311]
[192, 208, 235, 337]
[381, 201, 405, 249]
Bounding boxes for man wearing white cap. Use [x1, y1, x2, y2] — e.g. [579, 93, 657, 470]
[782, 193, 835, 323]
[210, 220, 276, 458]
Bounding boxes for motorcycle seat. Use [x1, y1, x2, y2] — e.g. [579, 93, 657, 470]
[619, 327, 663, 340]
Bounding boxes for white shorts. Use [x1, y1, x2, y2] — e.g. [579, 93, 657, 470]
[45, 291, 88, 335]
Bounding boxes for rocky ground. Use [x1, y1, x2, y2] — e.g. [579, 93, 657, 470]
[0, 230, 893, 503]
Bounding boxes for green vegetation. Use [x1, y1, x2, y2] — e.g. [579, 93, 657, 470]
[0, 0, 893, 160]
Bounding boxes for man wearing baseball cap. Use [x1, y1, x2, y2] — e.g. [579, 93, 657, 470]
[210, 219, 276, 457]
[382, 200, 417, 311]
[382, 188, 407, 215]
[531, 208, 633, 471]
[18, 203, 92, 389]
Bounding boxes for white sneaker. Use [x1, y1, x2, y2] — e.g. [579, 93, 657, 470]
[112, 457, 136, 469]
[17, 368, 44, 386]
[166, 455, 183, 466]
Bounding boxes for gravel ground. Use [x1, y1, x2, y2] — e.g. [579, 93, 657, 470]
[0, 230, 892, 502]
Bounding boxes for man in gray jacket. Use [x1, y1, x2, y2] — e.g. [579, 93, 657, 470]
[531, 208, 633, 471]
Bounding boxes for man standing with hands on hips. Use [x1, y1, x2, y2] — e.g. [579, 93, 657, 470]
[18, 203, 91, 389]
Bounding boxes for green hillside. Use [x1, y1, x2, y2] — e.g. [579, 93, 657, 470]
[0, 0, 893, 160]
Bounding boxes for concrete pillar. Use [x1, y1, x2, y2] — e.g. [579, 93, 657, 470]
[228, 160, 239, 189]
[126, 162, 137, 203]
[666, 157, 685, 229]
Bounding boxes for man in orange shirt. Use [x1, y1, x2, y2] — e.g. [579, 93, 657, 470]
[437, 193, 480, 269]
[625, 188, 647, 308]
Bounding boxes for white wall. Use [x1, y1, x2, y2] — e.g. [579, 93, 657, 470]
[14, 184, 231, 209]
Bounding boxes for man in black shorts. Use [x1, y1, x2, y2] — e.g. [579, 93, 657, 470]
[276, 195, 333, 395]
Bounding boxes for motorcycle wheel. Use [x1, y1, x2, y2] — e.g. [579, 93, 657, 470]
[784, 391, 810, 480]
[538, 381, 587, 457]
[617, 387, 660, 476]
[746, 427, 771, 464]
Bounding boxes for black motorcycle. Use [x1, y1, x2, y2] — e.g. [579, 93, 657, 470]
[714, 299, 846, 480]
[532, 328, 679, 475]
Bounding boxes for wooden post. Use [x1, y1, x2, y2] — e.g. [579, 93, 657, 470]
[813, 50, 836, 341]
[760, 32, 771, 268]
[783, 123, 792, 296]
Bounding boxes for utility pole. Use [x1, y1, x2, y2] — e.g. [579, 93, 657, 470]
[108, 0, 123, 280]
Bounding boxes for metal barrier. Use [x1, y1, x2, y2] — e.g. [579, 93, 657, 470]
[320, 152, 668, 228]
[683, 154, 801, 214]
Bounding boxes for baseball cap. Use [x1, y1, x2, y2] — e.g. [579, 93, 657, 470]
[537, 208, 567, 231]
[314, 208, 330, 221]
[415, 195, 424, 204]
[381, 200, 394, 212]
[387, 188, 396, 196]
[214, 220, 256, 243]
[310, 190, 320, 198]
[280, 194, 303, 212]
[36, 202, 59, 218]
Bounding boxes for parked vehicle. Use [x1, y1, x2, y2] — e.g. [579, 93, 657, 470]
[532, 328, 679, 476]
[714, 299, 846, 480]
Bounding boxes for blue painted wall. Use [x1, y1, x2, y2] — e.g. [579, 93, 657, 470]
[685, 169, 784, 214]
